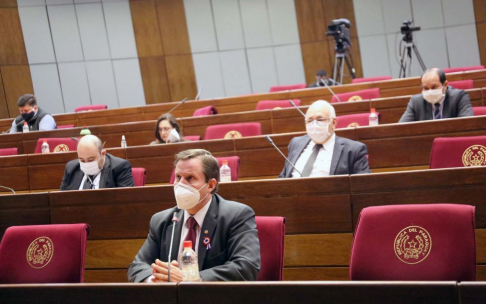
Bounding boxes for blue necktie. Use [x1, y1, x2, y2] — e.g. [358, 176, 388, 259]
[434, 103, 442, 120]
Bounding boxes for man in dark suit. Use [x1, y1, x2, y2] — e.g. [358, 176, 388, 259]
[279, 100, 370, 178]
[128, 149, 260, 282]
[307, 69, 340, 88]
[399, 68, 473, 122]
[9, 94, 56, 133]
[60, 135, 134, 190]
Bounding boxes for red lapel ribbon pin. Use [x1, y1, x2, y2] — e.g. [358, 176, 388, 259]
[203, 237, 211, 250]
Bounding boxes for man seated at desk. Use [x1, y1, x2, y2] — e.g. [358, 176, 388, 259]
[128, 149, 260, 282]
[9, 94, 56, 133]
[279, 100, 370, 178]
[60, 135, 134, 190]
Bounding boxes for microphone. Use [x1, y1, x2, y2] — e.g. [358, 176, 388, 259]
[195, 87, 203, 101]
[167, 211, 179, 282]
[265, 135, 302, 177]
[0, 185, 15, 194]
[288, 100, 306, 118]
[167, 98, 188, 115]
[2, 120, 25, 134]
[71, 137, 78, 142]
[322, 79, 341, 103]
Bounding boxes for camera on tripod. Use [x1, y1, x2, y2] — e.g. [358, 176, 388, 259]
[400, 19, 420, 34]
[326, 18, 351, 52]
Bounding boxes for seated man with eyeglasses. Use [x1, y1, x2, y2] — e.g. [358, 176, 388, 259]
[278, 100, 371, 178]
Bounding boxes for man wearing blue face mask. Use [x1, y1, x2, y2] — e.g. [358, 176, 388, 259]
[9, 94, 57, 133]
[279, 100, 370, 178]
[399, 68, 473, 122]
[59, 135, 134, 190]
[128, 149, 261, 283]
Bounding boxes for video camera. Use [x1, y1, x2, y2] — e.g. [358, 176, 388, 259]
[400, 19, 420, 34]
[326, 18, 351, 52]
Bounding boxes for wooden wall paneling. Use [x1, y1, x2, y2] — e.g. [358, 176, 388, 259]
[300, 42, 333, 85]
[84, 269, 129, 283]
[155, 0, 191, 56]
[0, 0, 17, 8]
[0, 8, 28, 65]
[473, 0, 486, 66]
[165, 55, 198, 102]
[76, 107, 143, 127]
[294, 0, 327, 43]
[85, 239, 145, 269]
[138, 56, 171, 104]
[284, 267, 350, 281]
[129, 0, 164, 58]
[476, 229, 486, 264]
[0, 154, 29, 191]
[0, 65, 34, 118]
[0, 67, 9, 119]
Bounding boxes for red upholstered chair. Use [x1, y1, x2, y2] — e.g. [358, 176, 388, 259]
[473, 107, 486, 116]
[170, 156, 240, 184]
[350, 204, 476, 281]
[256, 100, 301, 111]
[336, 112, 380, 128]
[0, 148, 18, 156]
[351, 76, 392, 84]
[443, 66, 484, 73]
[449, 80, 474, 90]
[34, 138, 78, 154]
[255, 216, 285, 281]
[193, 106, 218, 117]
[204, 122, 262, 140]
[429, 136, 486, 169]
[74, 104, 108, 113]
[269, 84, 306, 92]
[331, 88, 380, 103]
[0, 223, 90, 283]
[183, 135, 201, 141]
[57, 124, 76, 129]
[132, 167, 146, 186]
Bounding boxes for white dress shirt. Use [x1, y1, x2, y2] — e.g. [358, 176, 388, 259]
[292, 133, 336, 178]
[78, 173, 101, 190]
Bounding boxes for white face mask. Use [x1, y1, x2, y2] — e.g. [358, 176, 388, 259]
[422, 87, 445, 104]
[167, 128, 181, 143]
[174, 182, 209, 210]
[79, 156, 103, 176]
[306, 120, 331, 144]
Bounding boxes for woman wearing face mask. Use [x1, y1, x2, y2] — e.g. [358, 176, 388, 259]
[278, 100, 371, 178]
[149, 114, 185, 145]
[399, 67, 473, 122]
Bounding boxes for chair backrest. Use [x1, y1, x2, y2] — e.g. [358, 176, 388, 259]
[350, 204, 476, 281]
[170, 156, 240, 184]
[57, 124, 76, 129]
[473, 106, 486, 116]
[34, 138, 78, 154]
[132, 167, 146, 186]
[75, 104, 108, 113]
[183, 135, 201, 141]
[448, 79, 474, 90]
[443, 65, 484, 73]
[331, 88, 380, 103]
[429, 136, 486, 169]
[0, 148, 19, 156]
[351, 76, 392, 84]
[204, 123, 262, 140]
[336, 112, 380, 128]
[193, 106, 218, 117]
[269, 84, 306, 92]
[256, 100, 301, 111]
[0, 223, 90, 283]
[255, 216, 285, 281]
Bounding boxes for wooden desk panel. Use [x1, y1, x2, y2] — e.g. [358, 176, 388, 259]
[459, 282, 486, 304]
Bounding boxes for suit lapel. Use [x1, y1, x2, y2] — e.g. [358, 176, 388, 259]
[99, 155, 111, 188]
[330, 136, 344, 175]
[288, 135, 312, 177]
[197, 196, 218, 270]
[72, 169, 85, 190]
[442, 90, 450, 118]
[165, 209, 184, 262]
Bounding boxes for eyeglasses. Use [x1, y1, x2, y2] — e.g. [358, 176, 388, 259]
[159, 127, 173, 133]
[305, 118, 333, 126]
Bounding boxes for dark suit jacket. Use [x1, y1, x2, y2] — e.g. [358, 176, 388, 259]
[127, 194, 261, 282]
[278, 135, 371, 178]
[399, 86, 474, 122]
[59, 153, 134, 190]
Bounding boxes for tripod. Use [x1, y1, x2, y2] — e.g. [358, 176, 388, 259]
[332, 44, 356, 84]
[398, 32, 426, 78]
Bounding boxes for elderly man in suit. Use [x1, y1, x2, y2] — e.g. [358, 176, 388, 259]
[279, 100, 370, 178]
[399, 68, 473, 122]
[60, 135, 134, 190]
[128, 149, 260, 282]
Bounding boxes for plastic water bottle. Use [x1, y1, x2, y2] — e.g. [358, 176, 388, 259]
[369, 108, 379, 126]
[178, 241, 199, 282]
[22, 122, 29, 133]
[41, 140, 50, 154]
[121, 135, 127, 148]
[219, 160, 231, 182]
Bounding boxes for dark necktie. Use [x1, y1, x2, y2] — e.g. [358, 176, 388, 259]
[434, 103, 442, 120]
[301, 144, 323, 177]
[82, 175, 97, 189]
[184, 217, 198, 251]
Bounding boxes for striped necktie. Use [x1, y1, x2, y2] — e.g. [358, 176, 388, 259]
[434, 103, 442, 120]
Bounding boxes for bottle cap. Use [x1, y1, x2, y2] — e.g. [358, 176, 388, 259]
[122, 135, 125, 139]
[183, 240, 192, 248]
[370, 108, 376, 113]
[43, 140, 47, 143]
[222, 160, 228, 165]
[23, 122, 27, 125]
